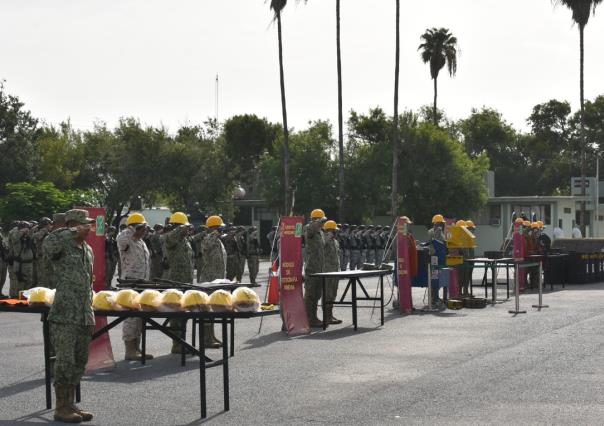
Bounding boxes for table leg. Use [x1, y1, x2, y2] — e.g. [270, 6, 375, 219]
[222, 319, 230, 412]
[352, 278, 358, 331]
[192, 319, 196, 348]
[491, 263, 497, 303]
[380, 275, 384, 326]
[230, 318, 235, 358]
[142, 319, 147, 366]
[42, 314, 51, 409]
[506, 264, 510, 299]
[322, 277, 327, 331]
[181, 320, 187, 367]
[199, 319, 206, 419]
[483, 268, 488, 299]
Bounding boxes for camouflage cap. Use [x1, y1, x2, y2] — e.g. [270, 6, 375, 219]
[65, 209, 94, 225]
[53, 213, 66, 225]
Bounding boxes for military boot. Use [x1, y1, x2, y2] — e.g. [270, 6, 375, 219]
[124, 339, 141, 361]
[135, 337, 154, 360]
[203, 324, 221, 349]
[307, 301, 323, 328]
[327, 306, 343, 325]
[68, 386, 93, 422]
[54, 385, 83, 423]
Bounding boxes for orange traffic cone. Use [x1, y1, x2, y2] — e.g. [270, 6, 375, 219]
[268, 260, 280, 305]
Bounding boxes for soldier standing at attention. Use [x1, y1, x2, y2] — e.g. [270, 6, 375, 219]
[222, 227, 240, 281]
[323, 220, 342, 324]
[46, 209, 95, 423]
[10, 222, 35, 298]
[200, 215, 227, 348]
[148, 224, 165, 280]
[337, 224, 349, 271]
[246, 226, 261, 286]
[117, 213, 153, 361]
[104, 226, 118, 288]
[236, 227, 247, 282]
[33, 217, 53, 287]
[191, 225, 206, 283]
[164, 212, 195, 353]
[304, 209, 327, 328]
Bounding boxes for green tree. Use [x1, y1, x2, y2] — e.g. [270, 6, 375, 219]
[0, 82, 40, 193]
[418, 28, 458, 126]
[553, 0, 603, 234]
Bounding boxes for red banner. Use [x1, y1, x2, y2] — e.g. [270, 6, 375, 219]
[82, 207, 115, 372]
[279, 217, 309, 336]
[396, 218, 413, 314]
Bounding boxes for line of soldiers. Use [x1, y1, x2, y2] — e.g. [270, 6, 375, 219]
[335, 224, 392, 270]
[0, 214, 67, 298]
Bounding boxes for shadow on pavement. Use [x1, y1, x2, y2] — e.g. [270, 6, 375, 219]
[83, 354, 199, 383]
[0, 375, 45, 400]
[2, 409, 53, 424]
[239, 331, 289, 351]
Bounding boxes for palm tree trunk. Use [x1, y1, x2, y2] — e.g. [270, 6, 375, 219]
[277, 12, 290, 215]
[336, 0, 345, 222]
[579, 24, 586, 236]
[391, 0, 400, 219]
[433, 77, 438, 126]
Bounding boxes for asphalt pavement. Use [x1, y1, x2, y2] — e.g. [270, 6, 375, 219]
[1, 261, 604, 425]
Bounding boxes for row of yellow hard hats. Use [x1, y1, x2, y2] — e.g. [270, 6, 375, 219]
[126, 212, 225, 229]
[514, 218, 545, 229]
[311, 209, 338, 231]
[432, 214, 475, 228]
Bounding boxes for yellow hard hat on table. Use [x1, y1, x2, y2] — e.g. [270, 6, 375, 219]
[126, 213, 146, 226]
[169, 212, 189, 225]
[311, 209, 326, 219]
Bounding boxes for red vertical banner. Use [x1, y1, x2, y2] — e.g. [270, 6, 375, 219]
[279, 216, 310, 336]
[397, 218, 413, 314]
[81, 207, 115, 371]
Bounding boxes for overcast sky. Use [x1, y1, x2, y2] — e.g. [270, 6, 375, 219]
[1, 0, 603, 134]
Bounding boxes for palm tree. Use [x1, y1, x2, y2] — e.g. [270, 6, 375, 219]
[391, 0, 401, 219]
[553, 0, 602, 236]
[336, 0, 345, 221]
[270, 0, 292, 215]
[418, 28, 458, 126]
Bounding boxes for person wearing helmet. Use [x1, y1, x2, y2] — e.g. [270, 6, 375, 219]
[191, 225, 207, 283]
[33, 217, 53, 287]
[8, 221, 35, 298]
[348, 225, 360, 270]
[45, 209, 96, 423]
[146, 224, 164, 280]
[428, 214, 447, 306]
[323, 220, 342, 324]
[246, 226, 261, 286]
[221, 226, 241, 282]
[304, 209, 327, 327]
[200, 215, 227, 348]
[41, 213, 66, 290]
[164, 212, 197, 353]
[117, 213, 154, 361]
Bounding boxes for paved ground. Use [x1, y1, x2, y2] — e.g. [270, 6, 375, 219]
[1, 262, 604, 425]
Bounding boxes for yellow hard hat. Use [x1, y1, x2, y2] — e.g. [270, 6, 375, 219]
[310, 209, 326, 220]
[515, 218, 524, 225]
[93, 291, 116, 311]
[182, 290, 210, 311]
[232, 287, 261, 312]
[522, 220, 531, 227]
[455, 220, 467, 227]
[115, 289, 140, 310]
[28, 287, 51, 305]
[161, 289, 184, 310]
[206, 215, 224, 228]
[126, 213, 146, 226]
[432, 214, 445, 224]
[323, 220, 337, 231]
[209, 289, 234, 312]
[466, 220, 475, 228]
[531, 222, 540, 229]
[139, 290, 161, 311]
[169, 212, 189, 225]
[537, 220, 544, 229]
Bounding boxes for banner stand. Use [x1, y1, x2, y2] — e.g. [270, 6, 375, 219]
[508, 263, 527, 315]
[532, 261, 549, 310]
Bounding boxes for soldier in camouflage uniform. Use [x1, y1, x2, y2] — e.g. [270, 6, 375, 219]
[337, 224, 349, 271]
[236, 227, 247, 282]
[304, 209, 327, 327]
[42, 213, 66, 290]
[104, 226, 118, 287]
[246, 226, 261, 285]
[364, 225, 375, 265]
[46, 209, 95, 423]
[323, 221, 342, 324]
[117, 213, 153, 361]
[374, 226, 385, 266]
[222, 227, 240, 281]
[33, 217, 53, 287]
[163, 212, 194, 353]
[9, 222, 35, 298]
[348, 225, 360, 270]
[147, 224, 164, 280]
[0, 228, 7, 297]
[200, 215, 228, 347]
[191, 225, 206, 283]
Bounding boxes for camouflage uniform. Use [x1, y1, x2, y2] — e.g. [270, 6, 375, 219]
[199, 230, 227, 282]
[117, 227, 150, 342]
[323, 230, 340, 308]
[364, 228, 375, 265]
[374, 229, 385, 266]
[236, 230, 247, 282]
[192, 230, 206, 283]
[148, 231, 164, 280]
[42, 226, 66, 290]
[9, 228, 35, 298]
[246, 230, 261, 285]
[0, 234, 7, 295]
[303, 221, 325, 323]
[46, 226, 95, 387]
[222, 231, 240, 281]
[164, 225, 194, 347]
[33, 227, 50, 287]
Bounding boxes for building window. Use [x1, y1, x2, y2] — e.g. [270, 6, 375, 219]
[489, 204, 501, 225]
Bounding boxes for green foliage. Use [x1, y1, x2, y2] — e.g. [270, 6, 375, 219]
[0, 182, 96, 225]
